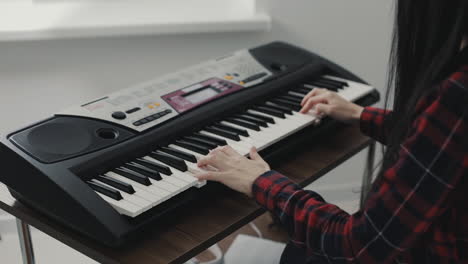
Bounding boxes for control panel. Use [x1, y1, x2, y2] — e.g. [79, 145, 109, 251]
[57, 50, 272, 132]
[162, 78, 244, 113]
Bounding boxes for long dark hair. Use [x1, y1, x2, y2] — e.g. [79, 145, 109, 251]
[379, 0, 468, 173]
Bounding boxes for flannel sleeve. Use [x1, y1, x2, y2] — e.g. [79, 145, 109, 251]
[359, 107, 394, 144]
[252, 77, 468, 263]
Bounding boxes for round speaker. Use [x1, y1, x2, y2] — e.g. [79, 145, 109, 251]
[27, 122, 92, 155]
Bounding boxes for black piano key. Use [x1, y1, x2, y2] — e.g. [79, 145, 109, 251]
[174, 140, 210, 155]
[270, 98, 301, 111]
[112, 168, 151, 186]
[284, 93, 304, 100]
[275, 97, 301, 106]
[319, 76, 349, 87]
[183, 136, 218, 149]
[287, 91, 307, 99]
[301, 84, 314, 90]
[193, 132, 227, 146]
[205, 126, 241, 141]
[160, 146, 197, 163]
[312, 78, 343, 88]
[244, 112, 275, 124]
[292, 88, 311, 95]
[264, 102, 293, 114]
[307, 81, 340, 91]
[234, 114, 268, 128]
[150, 151, 188, 172]
[227, 118, 261, 131]
[279, 95, 302, 104]
[96, 175, 135, 194]
[214, 123, 249, 137]
[315, 81, 341, 90]
[88, 181, 123, 201]
[253, 106, 286, 118]
[123, 163, 163, 181]
[134, 158, 172, 176]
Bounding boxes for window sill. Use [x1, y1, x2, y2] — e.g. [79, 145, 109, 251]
[0, 1, 271, 41]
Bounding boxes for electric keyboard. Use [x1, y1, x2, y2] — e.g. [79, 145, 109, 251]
[0, 42, 379, 247]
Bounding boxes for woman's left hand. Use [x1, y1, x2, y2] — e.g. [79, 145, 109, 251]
[196, 146, 271, 197]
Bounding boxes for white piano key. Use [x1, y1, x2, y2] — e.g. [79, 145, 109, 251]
[160, 174, 188, 188]
[143, 156, 196, 184]
[238, 137, 254, 151]
[150, 154, 206, 188]
[147, 177, 180, 192]
[292, 111, 317, 121]
[144, 156, 202, 191]
[152, 177, 193, 198]
[221, 137, 252, 151]
[242, 110, 323, 151]
[169, 144, 205, 160]
[152, 150, 215, 189]
[283, 111, 310, 123]
[142, 179, 174, 199]
[105, 172, 166, 203]
[324, 75, 374, 102]
[247, 110, 298, 131]
[220, 121, 271, 144]
[199, 130, 251, 148]
[171, 168, 199, 184]
[186, 162, 205, 175]
[96, 193, 142, 217]
[198, 130, 251, 153]
[119, 193, 153, 211]
[91, 179, 152, 211]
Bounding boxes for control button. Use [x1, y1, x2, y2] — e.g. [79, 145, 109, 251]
[112, 111, 127, 120]
[239, 81, 246, 85]
[233, 73, 240, 77]
[224, 76, 234, 80]
[154, 103, 161, 107]
[132, 109, 173, 127]
[148, 105, 155, 109]
[126, 107, 141, 114]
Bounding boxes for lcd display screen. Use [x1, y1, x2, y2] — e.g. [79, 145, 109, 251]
[184, 87, 219, 104]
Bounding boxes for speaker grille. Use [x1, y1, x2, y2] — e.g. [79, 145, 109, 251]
[28, 123, 92, 155]
[9, 116, 135, 163]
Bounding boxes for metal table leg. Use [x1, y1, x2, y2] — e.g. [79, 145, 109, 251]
[360, 141, 376, 209]
[16, 219, 35, 264]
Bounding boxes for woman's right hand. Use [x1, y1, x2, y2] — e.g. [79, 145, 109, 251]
[300, 88, 364, 124]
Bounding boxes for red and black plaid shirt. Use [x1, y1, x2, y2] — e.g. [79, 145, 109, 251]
[252, 66, 468, 263]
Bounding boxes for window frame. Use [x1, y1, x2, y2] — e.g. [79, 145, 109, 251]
[0, 0, 271, 41]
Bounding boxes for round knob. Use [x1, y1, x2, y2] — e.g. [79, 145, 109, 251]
[111, 111, 127, 120]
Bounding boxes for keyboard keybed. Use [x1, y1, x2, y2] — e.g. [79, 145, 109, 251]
[87, 75, 375, 217]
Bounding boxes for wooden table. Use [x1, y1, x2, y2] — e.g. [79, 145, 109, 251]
[0, 124, 372, 264]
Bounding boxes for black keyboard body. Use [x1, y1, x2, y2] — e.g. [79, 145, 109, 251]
[0, 42, 379, 247]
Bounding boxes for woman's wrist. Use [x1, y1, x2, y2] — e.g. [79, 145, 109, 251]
[351, 105, 365, 124]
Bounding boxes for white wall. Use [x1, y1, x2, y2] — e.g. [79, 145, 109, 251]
[0, 0, 394, 132]
[0, 0, 394, 216]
